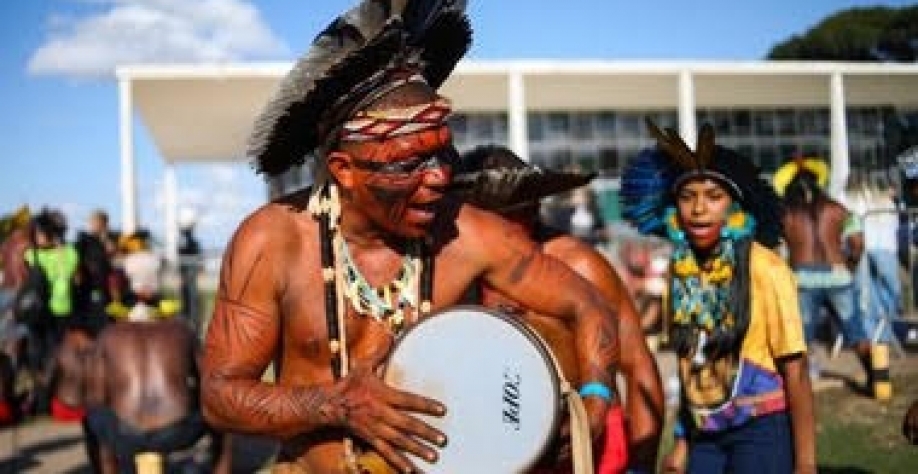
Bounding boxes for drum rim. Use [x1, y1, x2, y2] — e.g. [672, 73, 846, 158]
[383, 304, 564, 471]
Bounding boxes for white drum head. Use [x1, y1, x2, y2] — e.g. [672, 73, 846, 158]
[384, 305, 561, 473]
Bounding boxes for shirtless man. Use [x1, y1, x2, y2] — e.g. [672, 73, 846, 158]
[779, 163, 872, 386]
[201, 2, 619, 473]
[49, 327, 94, 422]
[456, 145, 664, 472]
[84, 319, 231, 473]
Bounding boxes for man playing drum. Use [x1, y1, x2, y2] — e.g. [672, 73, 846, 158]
[455, 145, 664, 473]
[201, 1, 621, 473]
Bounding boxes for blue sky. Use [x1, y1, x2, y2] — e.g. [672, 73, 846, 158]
[1, 0, 913, 249]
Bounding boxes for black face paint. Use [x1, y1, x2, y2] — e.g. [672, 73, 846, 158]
[367, 181, 413, 222]
[351, 147, 458, 176]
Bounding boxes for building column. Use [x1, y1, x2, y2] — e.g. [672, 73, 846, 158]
[507, 71, 529, 161]
[119, 78, 137, 233]
[163, 164, 179, 266]
[678, 70, 697, 147]
[829, 72, 850, 198]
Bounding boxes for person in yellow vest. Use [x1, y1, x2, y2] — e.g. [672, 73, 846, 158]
[24, 209, 79, 414]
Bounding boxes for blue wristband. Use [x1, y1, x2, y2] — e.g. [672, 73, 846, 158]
[578, 382, 613, 402]
[673, 420, 686, 438]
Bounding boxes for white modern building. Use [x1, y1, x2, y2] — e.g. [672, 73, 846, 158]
[116, 59, 918, 260]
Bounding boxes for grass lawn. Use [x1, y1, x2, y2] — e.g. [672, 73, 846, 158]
[813, 368, 918, 473]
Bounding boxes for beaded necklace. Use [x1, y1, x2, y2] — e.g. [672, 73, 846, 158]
[664, 204, 754, 365]
[310, 183, 434, 378]
[338, 235, 421, 335]
[311, 183, 434, 473]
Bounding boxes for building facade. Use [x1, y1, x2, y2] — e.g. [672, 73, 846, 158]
[116, 60, 918, 255]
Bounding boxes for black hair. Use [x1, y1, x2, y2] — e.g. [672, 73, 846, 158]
[32, 208, 66, 241]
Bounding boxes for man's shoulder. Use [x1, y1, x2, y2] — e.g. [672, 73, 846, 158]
[235, 192, 315, 241]
[543, 232, 599, 261]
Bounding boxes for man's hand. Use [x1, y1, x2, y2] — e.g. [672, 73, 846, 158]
[662, 437, 687, 473]
[335, 367, 447, 473]
[583, 396, 610, 444]
[903, 399, 918, 445]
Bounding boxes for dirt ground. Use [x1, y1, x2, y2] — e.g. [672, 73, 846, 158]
[2, 343, 917, 473]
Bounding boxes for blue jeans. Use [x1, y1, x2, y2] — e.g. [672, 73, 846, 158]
[862, 250, 902, 342]
[798, 282, 867, 346]
[687, 413, 793, 474]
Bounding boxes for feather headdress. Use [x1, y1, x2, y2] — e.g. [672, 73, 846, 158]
[248, 0, 472, 177]
[621, 119, 783, 247]
[451, 145, 596, 212]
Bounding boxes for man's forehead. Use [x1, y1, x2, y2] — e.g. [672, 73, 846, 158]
[345, 126, 452, 161]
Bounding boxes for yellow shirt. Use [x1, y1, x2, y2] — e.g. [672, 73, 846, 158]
[677, 242, 806, 432]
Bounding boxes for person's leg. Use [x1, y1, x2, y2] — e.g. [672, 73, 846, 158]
[828, 283, 873, 387]
[725, 413, 794, 474]
[686, 433, 728, 474]
[796, 287, 821, 345]
[829, 283, 869, 346]
[872, 250, 902, 319]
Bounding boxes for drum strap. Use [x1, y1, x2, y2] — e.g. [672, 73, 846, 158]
[533, 328, 595, 474]
[559, 377, 595, 474]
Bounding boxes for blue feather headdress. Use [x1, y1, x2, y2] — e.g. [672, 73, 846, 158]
[621, 119, 783, 247]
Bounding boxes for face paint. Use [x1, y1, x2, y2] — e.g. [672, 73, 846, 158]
[344, 127, 455, 236]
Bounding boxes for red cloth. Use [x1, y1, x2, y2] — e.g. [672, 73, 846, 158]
[530, 404, 631, 474]
[597, 404, 629, 474]
[51, 397, 86, 422]
[0, 400, 13, 425]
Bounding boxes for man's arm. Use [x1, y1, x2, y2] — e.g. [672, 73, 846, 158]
[201, 210, 445, 472]
[465, 209, 619, 436]
[778, 353, 816, 474]
[201, 213, 340, 439]
[566, 245, 664, 470]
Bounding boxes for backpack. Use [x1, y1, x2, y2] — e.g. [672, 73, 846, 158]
[13, 249, 50, 325]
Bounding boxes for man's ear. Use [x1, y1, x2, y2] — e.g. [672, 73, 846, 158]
[327, 151, 355, 189]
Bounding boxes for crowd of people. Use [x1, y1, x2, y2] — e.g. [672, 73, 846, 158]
[0, 207, 218, 472]
[3, 1, 918, 473]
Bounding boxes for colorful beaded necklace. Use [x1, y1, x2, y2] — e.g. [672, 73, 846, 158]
[665, 204, 755, 363]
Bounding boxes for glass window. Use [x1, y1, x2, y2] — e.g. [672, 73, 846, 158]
[449, 115, 467, 136]
[597, 112, 616, 136]
[527, 114, 544, 142]
[798, 109, 828, 136]
[754, 110, 775, 136]
[619, 114, 641, 136]
[600, 148, 621, 176]
[712, 111, 732, 135]
[471, 116, 492, 141]
[775, 109, 796, 136]
[572, 114, 594, 140]
[494, 114, 509, 143]
[733, 111, 751, 136]
[547, 113, 570, 138]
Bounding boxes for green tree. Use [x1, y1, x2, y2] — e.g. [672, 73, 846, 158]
[767, 6, 918, 61]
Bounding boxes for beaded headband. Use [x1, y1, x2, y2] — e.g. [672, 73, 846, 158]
[341, 96, 452, 142]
